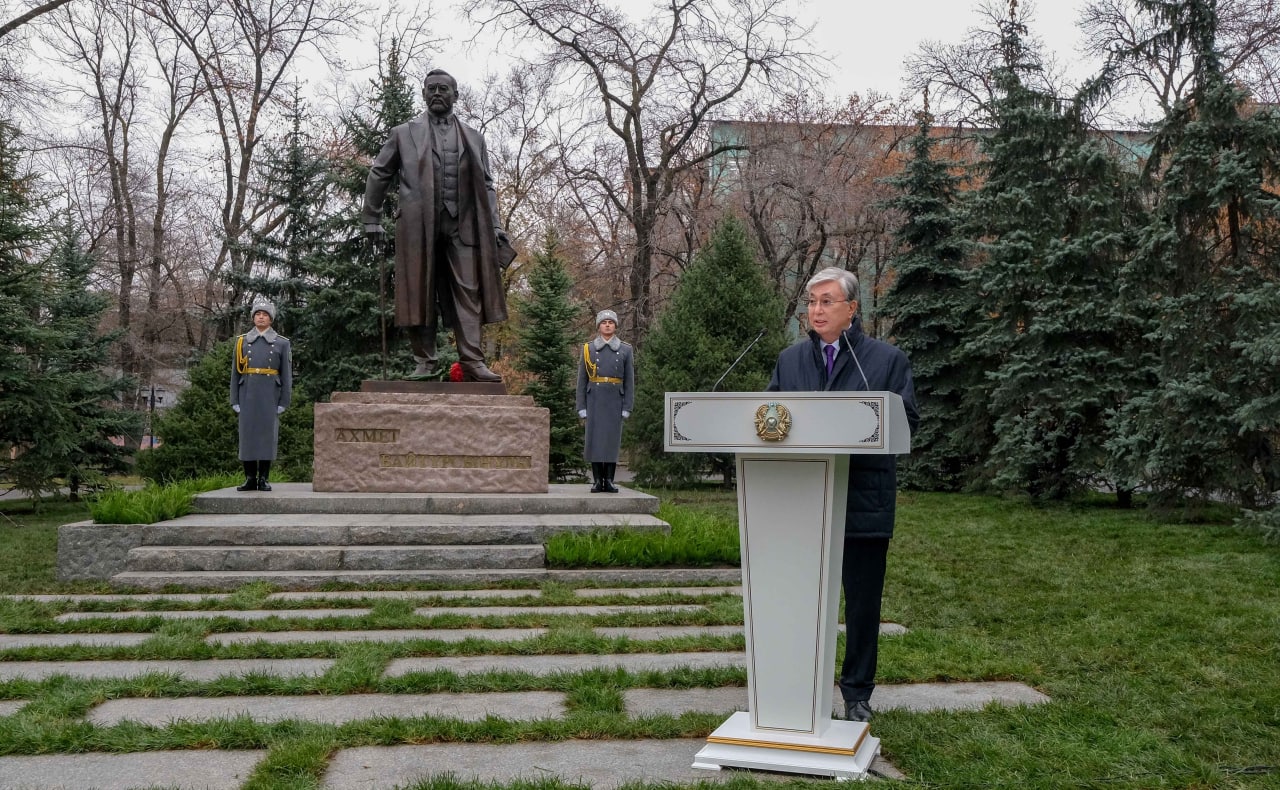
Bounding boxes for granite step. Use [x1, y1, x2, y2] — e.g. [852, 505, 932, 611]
[193, 483, 660, 516]
[124, 544, 546, 572]
[104, 512, 671, 546]
[109, 567, 743, 591]
[110, 568, 552, 590]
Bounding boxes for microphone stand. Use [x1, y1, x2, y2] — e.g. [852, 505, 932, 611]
[712, 328, 767, 391]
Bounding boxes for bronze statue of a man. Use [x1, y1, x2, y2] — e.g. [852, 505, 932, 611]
[362, 68, 509, 382]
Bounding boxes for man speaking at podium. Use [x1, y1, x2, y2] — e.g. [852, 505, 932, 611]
[766, 266, 919, 723]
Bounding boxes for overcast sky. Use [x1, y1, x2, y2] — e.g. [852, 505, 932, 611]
[414, 0, 1098, 103]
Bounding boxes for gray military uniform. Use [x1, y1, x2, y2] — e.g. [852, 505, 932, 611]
[230, 328, 293, 461]
[575, 336, 634, 463]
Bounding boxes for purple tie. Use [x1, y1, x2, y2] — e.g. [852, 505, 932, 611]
[824, 344, 835, 376]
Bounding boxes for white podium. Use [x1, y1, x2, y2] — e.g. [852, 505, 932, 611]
[663, 391, 911, 781]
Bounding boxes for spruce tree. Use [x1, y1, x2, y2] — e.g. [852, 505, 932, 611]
[286, 38, 422, 401]
[35, 221, 140, 499]
[963, 9, 1140, 500]
[626, 217, 786, 486]
[0, 120, 58, 498]
[238, 84, 331, 330]
[511, 231, 586, 482]
[1109, 0, 1280, 509]
[879, 109, 978, 491]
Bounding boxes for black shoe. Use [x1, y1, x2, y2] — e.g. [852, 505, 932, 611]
[256, 477, 272, 492]
[236, 477, 257, 492]
[602, 479, 619, 493]
[590, 479, 605, 493]
[844, 700, 873, 722]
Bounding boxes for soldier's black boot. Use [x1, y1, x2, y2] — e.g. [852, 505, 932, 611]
[257, 461, 272, 492]
[602, 463, 619, 493]
[590, 463, 605, 493]
[236, 462, 257, 492]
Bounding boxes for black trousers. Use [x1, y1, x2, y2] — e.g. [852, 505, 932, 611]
[838, 536, 890, 704]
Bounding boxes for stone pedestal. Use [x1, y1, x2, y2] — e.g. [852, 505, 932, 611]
[313, 390, 549, 493]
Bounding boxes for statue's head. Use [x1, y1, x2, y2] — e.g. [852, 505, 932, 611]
[423, 69, 458, 117]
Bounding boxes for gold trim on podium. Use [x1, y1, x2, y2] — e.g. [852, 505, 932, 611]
[706, 727, 868, 756]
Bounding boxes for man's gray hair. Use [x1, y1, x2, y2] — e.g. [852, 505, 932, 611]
[805, 267, 859, 301]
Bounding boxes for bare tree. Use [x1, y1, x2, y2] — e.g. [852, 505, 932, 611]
[1081, 0, 1280, 113]
[905, 0, 1065, 126]
[133, 0, 364, 344]
[716, 92, 905, 326]
[45, 0, 146, 375]
[464, 0, 817, 340]
[0, 0, 74, 38]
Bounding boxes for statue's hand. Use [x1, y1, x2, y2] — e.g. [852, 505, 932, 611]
[364, 228, 386, 255]
[495, 227, 510, 246]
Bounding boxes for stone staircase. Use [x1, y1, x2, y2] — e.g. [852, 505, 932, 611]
[60, 484, 673, 590]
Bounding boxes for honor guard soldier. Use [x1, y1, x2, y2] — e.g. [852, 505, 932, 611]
[576, 309, 634, 492]
[230, 299, 293, 491]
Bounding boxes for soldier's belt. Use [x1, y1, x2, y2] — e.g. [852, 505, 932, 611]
[589, 376, 623, 384]
[243, 367, 279, 375]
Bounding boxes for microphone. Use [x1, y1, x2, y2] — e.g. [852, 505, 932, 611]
[840, 331, 871, 390]
[712, 328, 767, 392]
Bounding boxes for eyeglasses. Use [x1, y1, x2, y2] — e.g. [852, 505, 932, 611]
[803, 298, 851, 310]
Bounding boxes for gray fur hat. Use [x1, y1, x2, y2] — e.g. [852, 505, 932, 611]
[595, 309, 619, 327]
[250, 299, 276, 321]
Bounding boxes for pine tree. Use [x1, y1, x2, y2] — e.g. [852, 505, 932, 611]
[626, 217, 787, 486]
[1109, 0, 1280, 509]
[511, 231, 586, 482]
[963, 8, 1140, 500]
[879, 109, 979, 491]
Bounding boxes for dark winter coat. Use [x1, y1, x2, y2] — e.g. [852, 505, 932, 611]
[230, 328, 293, 461]
[361, 112, 508, 328]
[767, 318, 918, 539]
[576, 336, 635, 463]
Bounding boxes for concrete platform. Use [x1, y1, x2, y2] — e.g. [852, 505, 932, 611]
[58, 485, 675, 587]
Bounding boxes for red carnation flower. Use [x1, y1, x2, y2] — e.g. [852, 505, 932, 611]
[449, 362, 464, 382]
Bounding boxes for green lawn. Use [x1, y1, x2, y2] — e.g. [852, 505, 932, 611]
[0, 490, 1277, 788]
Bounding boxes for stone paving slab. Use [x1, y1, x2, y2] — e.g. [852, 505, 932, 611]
[386, 651, 745, 678]
[3, 593, 230, 603]
[595, 625, 744, 640]
[56, 608, 374, 622]
[322, 738, 902, 789]
[267, 589, 534, 601]
[0, 700, 27, 717]
[0, 633, 154, 650]
[623, 682, 1051, 718]
[413, 604, 706, 617]
[207, 628, 546, 646]
[0, 749, 266, 789]
[87, 690, 566, 727]
[0, 658, 335, 682]
[575, 586, 741, 598]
